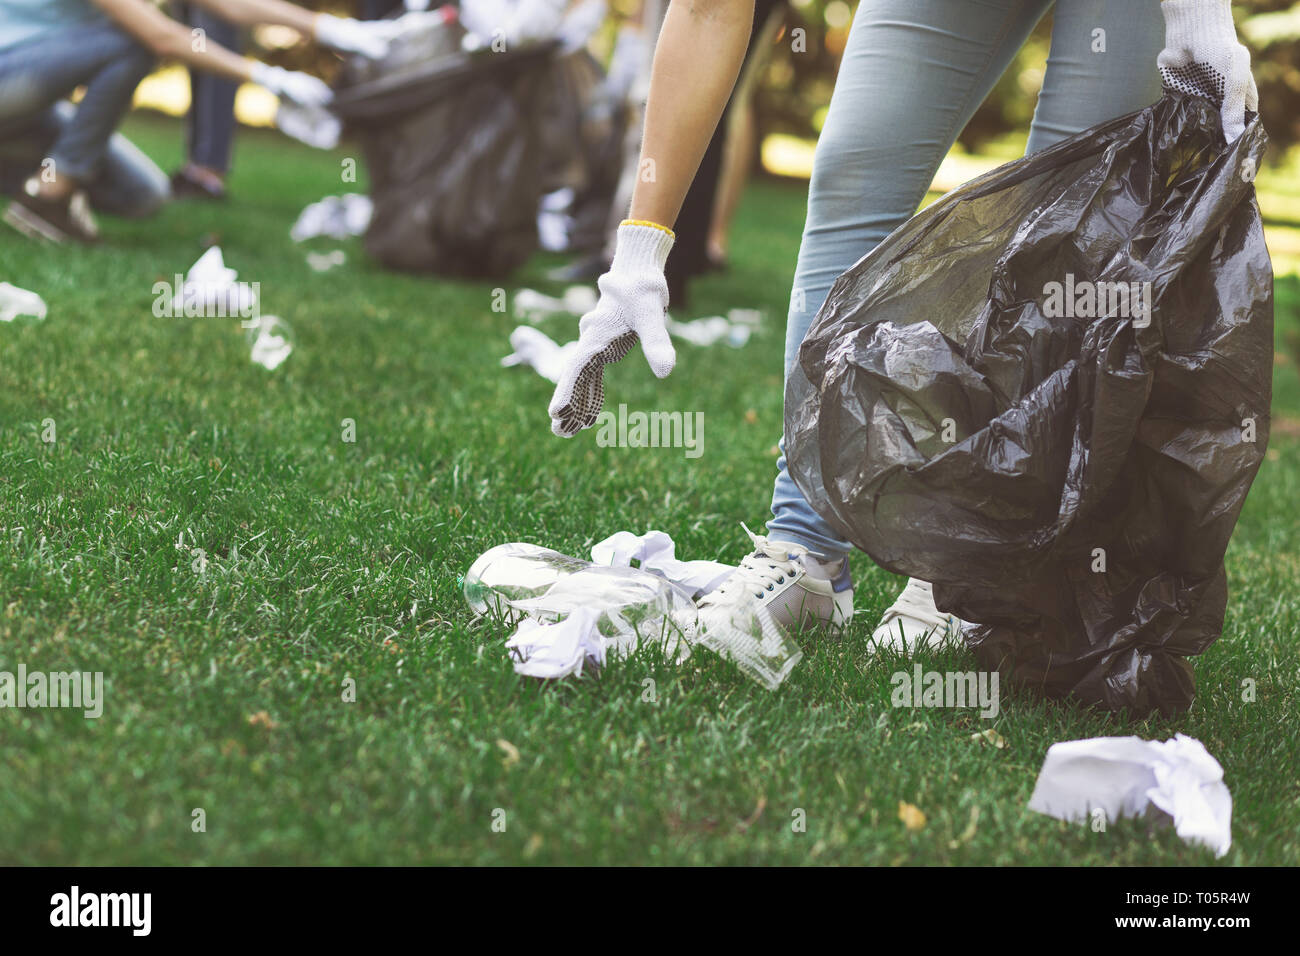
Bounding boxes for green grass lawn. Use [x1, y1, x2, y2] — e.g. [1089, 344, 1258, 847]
[1, 113, 1297, 865]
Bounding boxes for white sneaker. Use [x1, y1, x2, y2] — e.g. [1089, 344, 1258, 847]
[870, 578, 965, 653]
[698, 524, 853, 635]
[689, 525, 852, 688]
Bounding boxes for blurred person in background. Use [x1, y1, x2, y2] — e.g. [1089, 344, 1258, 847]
[0, 0, 395, 243]
[169, 1, 242, 200]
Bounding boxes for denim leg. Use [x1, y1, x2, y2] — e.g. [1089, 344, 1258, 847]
[49, 101, 170, 218]
[1026, 0, 1164, 154]
[767, 0, 1053, 559]
[182, 5, 241, 172]
[0, 21, 156, 183]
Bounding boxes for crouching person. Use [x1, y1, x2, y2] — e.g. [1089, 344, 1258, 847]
[0, 0, 395, 243]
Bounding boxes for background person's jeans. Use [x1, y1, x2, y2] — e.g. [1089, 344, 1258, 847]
[175, 1, 241, 173]
[767, 0, 1164, 560]
[0, 20, 169, 217]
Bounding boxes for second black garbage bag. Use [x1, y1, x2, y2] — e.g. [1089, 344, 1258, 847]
[786, 87, 1273, 716]
[332, 15, 558, 278]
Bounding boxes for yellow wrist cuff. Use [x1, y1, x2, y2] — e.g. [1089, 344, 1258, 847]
[621, 219, 676, 239]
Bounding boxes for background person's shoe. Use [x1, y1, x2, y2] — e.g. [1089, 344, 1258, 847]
[170, 166, 227, 201]
[3, 181, 99, 244]
[697, 525, 853, 637]
[870, 578, 965, 653]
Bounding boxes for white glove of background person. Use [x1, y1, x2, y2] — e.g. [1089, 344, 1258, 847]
[504, 0, 566, 46]
[1159, 0, 1258, 142]
[250, 63, 333, 109]
[548, 221, 676, 437]
[314, 13, 397, 59]
[461, 0, 565, 48]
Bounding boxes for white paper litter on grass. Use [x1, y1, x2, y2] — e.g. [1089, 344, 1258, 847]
[246, 315, 294, 370]
[1028, 734, 1233, 857]
[306, 249, 347, 272]
[505, 607, 604, 678]
[513, 285, 599, 323]
[0, 282, 46, 322]
[666, 308, 761, 348]
[500, 326, 577, 384]
[590, 529, 732, 600]
[171, 247, 258, 316]
[290, 194, 372, 242]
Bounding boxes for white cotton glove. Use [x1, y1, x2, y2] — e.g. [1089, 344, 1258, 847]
[548, 221, 676, 437]
[461, 0, 566, 49]
[314, 13, 397, 59]
[507, 0, 566, 44]
[250, 62, 334, 108]
[1159, 0, 1258, 142]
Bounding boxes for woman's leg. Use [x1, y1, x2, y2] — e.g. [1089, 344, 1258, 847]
[184, 6, 241, 175]
[767, 0, 1054, 558]
[1028, 0, 1164, 154]
[0, 103, 168, 219]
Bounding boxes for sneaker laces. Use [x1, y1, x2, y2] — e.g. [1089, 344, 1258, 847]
[701, 523, 817, 606]
[879, 578, 954, 633]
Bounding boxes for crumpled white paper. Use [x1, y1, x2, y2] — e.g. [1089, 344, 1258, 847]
[665, 308, 761, 348]
[172, 246, 259, 316]
[0, 282, 46, 322]
[497, 531, 734, 680]
[513, 285, 599, 323]
[306, 249, 347, 272]
[1028, 734, 1233, 857]
[290, 194, 372, 242]
[500, 326, 577, 383]
[590, 529, 732, 600]
[245, 315, 294, 370]
[505, 607, 604, 678]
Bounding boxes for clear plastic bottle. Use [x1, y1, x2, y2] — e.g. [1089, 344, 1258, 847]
[462, 543, 598, 619]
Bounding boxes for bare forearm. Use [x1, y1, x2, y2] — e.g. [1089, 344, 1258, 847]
[90, 0, 253, 80]
[629, 0, 754, 227]
[187, 0, 318, 35]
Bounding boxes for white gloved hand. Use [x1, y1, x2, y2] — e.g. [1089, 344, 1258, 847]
[461, 0, 565, 49]
[548, 221, 676, 437]
[314, 13, 397, 59]
[250, 62, 334, 108]
[508, 0, 569, 46]
[1159, 0, 1258, 142]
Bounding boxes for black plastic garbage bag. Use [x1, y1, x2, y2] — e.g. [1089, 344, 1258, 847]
[787, 88, 1273, 716]
[534, 49, 627, 254]
[332, 18, 558, 278]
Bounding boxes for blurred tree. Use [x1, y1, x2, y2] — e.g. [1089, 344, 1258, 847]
[755, 0, 1300, 166]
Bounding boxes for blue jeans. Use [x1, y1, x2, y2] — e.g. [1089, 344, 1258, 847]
[767, 0, 1164, 560]
[0, 20, 169, 217]
[176, 2, 241, 172]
